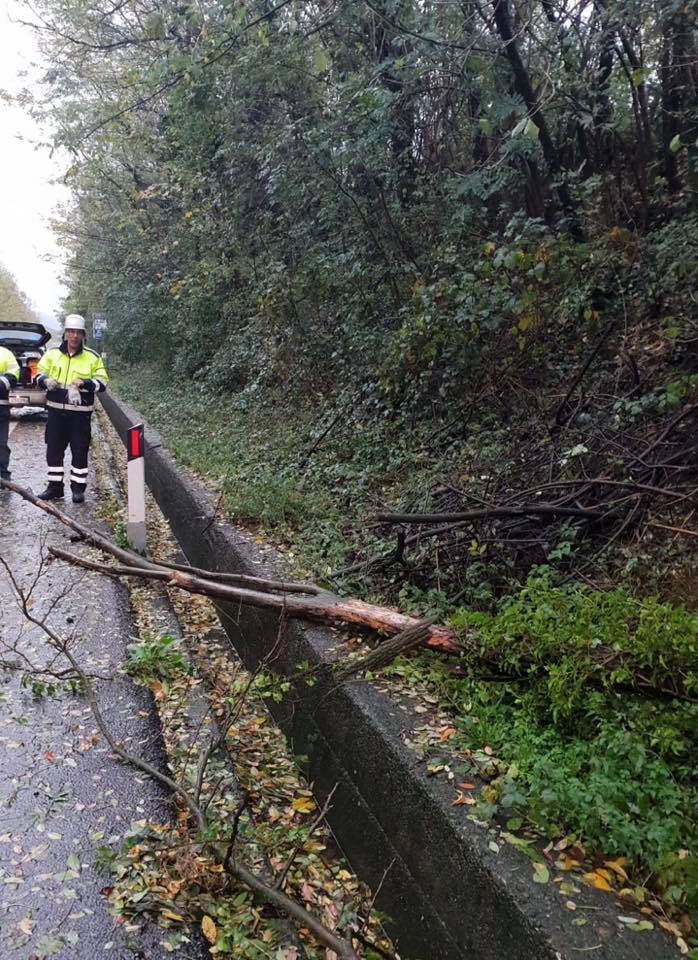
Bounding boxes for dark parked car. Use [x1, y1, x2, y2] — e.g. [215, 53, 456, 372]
[0, 321, 52, 409]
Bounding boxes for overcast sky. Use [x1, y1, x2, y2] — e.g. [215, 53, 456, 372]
[0, 0, 69, 326]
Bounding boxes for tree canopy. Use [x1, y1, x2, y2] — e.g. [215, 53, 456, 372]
[24, 0, 697, 396]
[0, 263, 39, 326]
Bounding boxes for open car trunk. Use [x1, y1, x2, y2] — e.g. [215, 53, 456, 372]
[0, 321, 52, 408]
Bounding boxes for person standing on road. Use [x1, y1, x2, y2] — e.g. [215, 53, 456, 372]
[36, 314, 108, 503]
[0, 345, 20, 481]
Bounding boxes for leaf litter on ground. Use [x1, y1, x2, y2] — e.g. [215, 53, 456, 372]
[92, 408, 397, 957]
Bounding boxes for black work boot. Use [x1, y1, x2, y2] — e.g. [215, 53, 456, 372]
[38, 482, 64, 501]
[71, 484, 85, 504]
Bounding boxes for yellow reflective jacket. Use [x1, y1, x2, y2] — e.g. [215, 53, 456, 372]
[37, 341, 109, 413]
[0, 346, 20, 415]
[0, 346, 20, 382]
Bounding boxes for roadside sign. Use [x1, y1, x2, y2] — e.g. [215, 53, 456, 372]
[93, 313, 107, 341]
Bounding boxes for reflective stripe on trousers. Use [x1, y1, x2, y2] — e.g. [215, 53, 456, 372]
[45, 408, 92, 487]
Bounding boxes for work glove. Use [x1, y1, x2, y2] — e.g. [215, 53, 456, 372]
[44, 378, 60, 391]
[0, 376, 9, 397]
[67, 384, 82, 406]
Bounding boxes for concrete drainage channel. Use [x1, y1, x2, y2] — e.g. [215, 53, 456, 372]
[100, 392, 677, 960]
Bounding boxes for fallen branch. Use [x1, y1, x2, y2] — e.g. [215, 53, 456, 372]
[0, 478, 161, 571]
[48, 545, 463, 654]
[150, 557, 324, 595]
[333, 619, 436, 681]
[48, 546, 696, 703]
[5, 480, 694, 702]
[3, 546, 362, 960]
[275, 784, 338, 891]
[65, 646, 360, 959]
[375, 504, 606, 524]
[0, 478, 323, 597]
[647, 520, 698, 538]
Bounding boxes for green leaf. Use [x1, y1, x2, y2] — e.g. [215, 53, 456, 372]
[313, 46, 328, 74]
[524, 118, 539, 140]
[669, 134, 681, 153]
[631, 67, 650, 87]
[36, 935, 64, 958]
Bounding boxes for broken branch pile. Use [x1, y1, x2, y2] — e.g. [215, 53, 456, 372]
[343, 400, 698, 593]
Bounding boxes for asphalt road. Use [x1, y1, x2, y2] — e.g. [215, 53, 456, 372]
[0, 416, 206, 959]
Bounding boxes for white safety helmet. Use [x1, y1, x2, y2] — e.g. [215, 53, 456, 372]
[63, 314, 87, 333]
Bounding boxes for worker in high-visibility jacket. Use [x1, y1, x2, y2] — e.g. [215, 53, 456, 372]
[36, 314, 108, 503]
[0, 345, 20, 481]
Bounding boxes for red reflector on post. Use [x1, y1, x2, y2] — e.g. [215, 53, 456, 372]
[127, 423, 144, 462]
[125, 421, 147, 553]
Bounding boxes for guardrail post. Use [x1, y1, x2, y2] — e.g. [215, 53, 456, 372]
[126, 422, 147, 554]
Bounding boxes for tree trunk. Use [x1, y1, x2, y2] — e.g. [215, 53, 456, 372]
[490, 0, 583, 238]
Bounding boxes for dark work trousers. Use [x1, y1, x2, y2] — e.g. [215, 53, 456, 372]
[45, 409, 92, 489]
[0, 414, 10, 478]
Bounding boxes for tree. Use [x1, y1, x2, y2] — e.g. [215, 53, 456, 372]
[0, 264, 39, 324]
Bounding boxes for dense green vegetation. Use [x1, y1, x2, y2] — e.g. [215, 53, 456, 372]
[23, 0, 697, 945]
[450, 579, 697, 865]
[379, 578, 696, 931]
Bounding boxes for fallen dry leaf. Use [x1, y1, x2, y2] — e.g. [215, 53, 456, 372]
[603, 858, 628, 881]
[201, 915, 217, 944]
[161, 909, 186, 923]
[583, 871, 613, 892]
[451, 792, 476, 806]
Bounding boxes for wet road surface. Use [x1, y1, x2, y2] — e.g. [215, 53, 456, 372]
[0, 416, 206, 958]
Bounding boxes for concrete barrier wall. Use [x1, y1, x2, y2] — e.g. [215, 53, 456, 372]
[100, 392, 675, 960]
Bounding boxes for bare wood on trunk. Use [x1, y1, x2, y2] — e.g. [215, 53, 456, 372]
[48, 546, 462, 654]
[333, 619, 436, 681]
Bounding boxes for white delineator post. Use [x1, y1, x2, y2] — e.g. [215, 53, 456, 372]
[126, 422, 147, 553]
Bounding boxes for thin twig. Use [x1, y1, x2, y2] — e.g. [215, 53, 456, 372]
[275, 784, 339, 891]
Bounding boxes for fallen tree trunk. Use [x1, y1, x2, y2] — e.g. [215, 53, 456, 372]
[48, 548, 696, 704]
[48, 546, 462, 654]
[3, 480, 694, 702]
